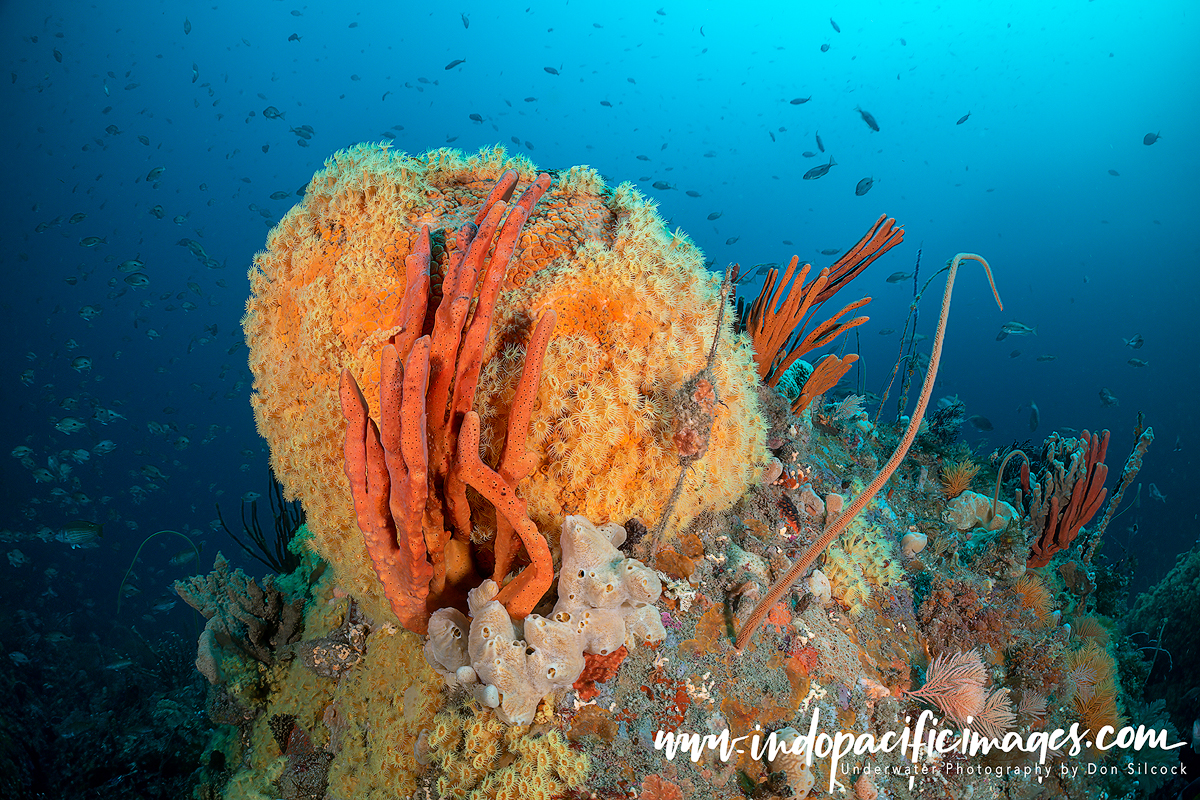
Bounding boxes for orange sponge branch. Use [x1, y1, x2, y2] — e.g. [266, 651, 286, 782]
[338, 169, 557, 633]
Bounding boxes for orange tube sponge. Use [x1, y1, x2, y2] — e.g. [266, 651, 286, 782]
[245, 144, 768, 623]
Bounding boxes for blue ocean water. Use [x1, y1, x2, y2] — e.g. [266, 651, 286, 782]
[1, 1, 1197, 794]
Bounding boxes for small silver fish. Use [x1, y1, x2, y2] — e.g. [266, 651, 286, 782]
[55, 417, 87, 434]
[803, 156, 837, 180]
[56, 520, 104, 546]
[855, 106, 879, 131]
[1000, 321, 1037, 336]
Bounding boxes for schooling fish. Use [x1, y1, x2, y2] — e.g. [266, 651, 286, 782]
[967, 415, 993, 431]
[830, 18, 840, 32]
[790, 96, 812, 105]
[56, 520, 104, 546]
[803, 156, 837, 180]
[855, 176, 874, 196]
[445, 59, 466, 70]
[957, 112, 971, 125]
[735, 264, 776, 285]
[855, 106, 880, 131]
[1029, 402, 1040, 432]
[1123, 333, 1144, 349]
[1099, 387, 1119, 407]
[1143, 131, 1160, 145]
[1000, 320, 1037, 336]
[885, 271, 913, 283]
[815, 131, 824, 152]
[1128, 358, 1149, 368]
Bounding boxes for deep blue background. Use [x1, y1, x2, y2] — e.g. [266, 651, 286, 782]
[2, 0, 1196, 637]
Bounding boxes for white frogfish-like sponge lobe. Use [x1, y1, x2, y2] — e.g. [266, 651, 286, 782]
[571, 607, 627, 657]
[622, 560, 662, 604]
[767, 726, 816, 798]
[557, 515, 662, 609]
[944, 490, 1017, 532]
[421, 518, 668, 725]
[524, 614, 587, 687]
[424, 607, 471, 686]
[466, 582, 522, 687]
[624, 602, 667, 649]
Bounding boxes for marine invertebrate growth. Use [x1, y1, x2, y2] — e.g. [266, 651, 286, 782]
[423, 516, 665, 724]
[739, 214, 903, 386]
[735, 253, 1002, 650]
[940, 459, 980, 499]
[339, 171, 556, 633]
[1026, 430, 1109, 568]
[904, 648, 987, 726]
[244, 144, 768, 624]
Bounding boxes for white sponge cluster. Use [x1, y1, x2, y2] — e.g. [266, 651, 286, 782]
[423, 515, 666, 724]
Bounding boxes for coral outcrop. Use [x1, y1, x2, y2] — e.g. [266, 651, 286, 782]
[244, 143, 769, 625]
[175, 551, 305, 683]
[184, 141, 1174, 800]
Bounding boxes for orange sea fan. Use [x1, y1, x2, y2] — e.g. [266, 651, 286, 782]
[940, 459, 980, 499]
[1013, 572, 1053, 623]
[1063, 639, 1116, 702]
[1071, 615, 1112, 649]
[1073, 677, 1125, 750]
